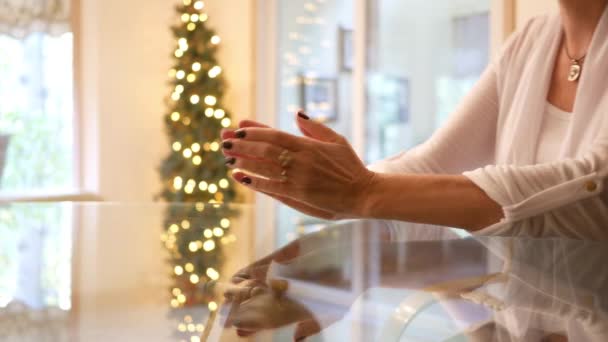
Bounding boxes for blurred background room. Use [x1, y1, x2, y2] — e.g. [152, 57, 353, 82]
[0, 0, 562, 341]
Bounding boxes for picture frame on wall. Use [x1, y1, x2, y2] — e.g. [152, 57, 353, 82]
[338, 27, 354, 72]
[298, 74, 338, 123]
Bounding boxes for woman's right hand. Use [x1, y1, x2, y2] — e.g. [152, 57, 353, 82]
[222, 120, 339, 220]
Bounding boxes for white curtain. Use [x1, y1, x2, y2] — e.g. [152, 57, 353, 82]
[0, 0, 70, 38]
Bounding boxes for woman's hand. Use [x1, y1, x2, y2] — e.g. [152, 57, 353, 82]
[221, 112, 376, 219]
[222, 120, 339, 220]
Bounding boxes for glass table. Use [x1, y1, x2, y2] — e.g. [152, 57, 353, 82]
[1, 202, 606, 341]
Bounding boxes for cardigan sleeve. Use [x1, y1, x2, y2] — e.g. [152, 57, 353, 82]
[463, 140, 608, 226]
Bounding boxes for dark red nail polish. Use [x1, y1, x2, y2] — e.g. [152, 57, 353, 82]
[241, 177, 252, 185]
[235, 130, 247, 139]
[297, 111, 310, 120]
[225, 157, 236, 166]
[222, 141, 233, 150]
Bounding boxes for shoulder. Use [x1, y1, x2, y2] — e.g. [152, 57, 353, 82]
[495, 13, 559, 69]
[491, 13, 560, 89]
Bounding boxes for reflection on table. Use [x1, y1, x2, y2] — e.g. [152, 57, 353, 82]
[0, 203, 606, 341]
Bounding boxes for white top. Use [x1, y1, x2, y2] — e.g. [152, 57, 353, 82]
[369, 7, 608, 240]
[534, 103, 571, 164]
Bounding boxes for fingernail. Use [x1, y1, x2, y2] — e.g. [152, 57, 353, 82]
[235, 130, 247, 139]
[297, 111, 310, 120]
[241, 177, 252, 185]
[225, 157, 236, 166]
[295, 337, 306, 342]
[222, 141, 233, 150]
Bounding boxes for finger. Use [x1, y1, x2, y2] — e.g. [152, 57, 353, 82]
[296, 110, 346, 144]
[294, 318, 322, 341]
[231, 127, 308, 152]
[231, 315, 264, 332]
[230, 264, 270, 284]
[237, 329, 255, 338]
[222, 139, 285, 163]
[221, 128, 236, 140]
[228, 158, 284, 180]
[226, 279, 267, 303]
[239, 119, 270, 129]
[232, 171, 292, 198]
[262, 191, 336, 220]
[223, 120, 270, 140]
[231, 271, 251, 281]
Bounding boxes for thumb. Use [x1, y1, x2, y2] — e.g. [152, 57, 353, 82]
[293, 318, 322, 341]
[296, 111, 346, 144]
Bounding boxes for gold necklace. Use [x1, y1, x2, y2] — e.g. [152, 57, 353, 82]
[564, 43, 587, 82]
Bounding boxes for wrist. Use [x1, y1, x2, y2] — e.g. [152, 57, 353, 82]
[353, 171, 383, 218]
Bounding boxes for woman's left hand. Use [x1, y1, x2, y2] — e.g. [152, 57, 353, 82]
[222, 112, 375, 219]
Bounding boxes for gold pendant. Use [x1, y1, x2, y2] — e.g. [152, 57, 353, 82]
[568, 62, 582, 82]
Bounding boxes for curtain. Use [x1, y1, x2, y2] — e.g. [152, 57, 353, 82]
[0, 0, 70, 38]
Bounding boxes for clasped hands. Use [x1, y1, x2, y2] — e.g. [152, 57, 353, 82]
[221, 111, 375, 220]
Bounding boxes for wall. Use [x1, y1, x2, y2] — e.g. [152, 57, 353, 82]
[78, 0, 255, 202]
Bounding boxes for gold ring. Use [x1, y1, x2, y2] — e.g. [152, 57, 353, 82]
[278, 150, 292, 183]
[278, 150, 293, 168]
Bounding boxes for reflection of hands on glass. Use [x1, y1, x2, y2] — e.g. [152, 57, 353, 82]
[223, 238, 304, 339]
[228, 238, 301, 287]
[221, 115, 374, 221]
[223, 279, 323, 341]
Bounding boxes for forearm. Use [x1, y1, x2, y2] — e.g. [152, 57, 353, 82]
[358, 173, 504, 231]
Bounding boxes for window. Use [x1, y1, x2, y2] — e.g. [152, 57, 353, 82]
[0, 32, 75, 193]
[269, 0, 491, 247]
[366, 0, 491, 162]
[0, 1, 75, 313]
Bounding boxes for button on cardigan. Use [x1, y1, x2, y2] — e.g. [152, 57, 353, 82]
[369, 7, 608, 239]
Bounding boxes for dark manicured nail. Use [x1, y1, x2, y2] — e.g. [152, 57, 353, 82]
[225, 157, 236, 166]
[297, 111, 310, 120]
[241, 177, 252, 185]
[235, 130, 247, 139]
[222, 141, 233, 150]
[295, 337, 306, 342]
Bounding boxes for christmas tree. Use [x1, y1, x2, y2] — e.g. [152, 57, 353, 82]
[158, 0, 238, 333]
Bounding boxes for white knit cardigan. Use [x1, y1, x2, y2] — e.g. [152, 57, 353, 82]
[370, 7, 608, 239]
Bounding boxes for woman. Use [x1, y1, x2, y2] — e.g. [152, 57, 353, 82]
[222, 0, 608, 240]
